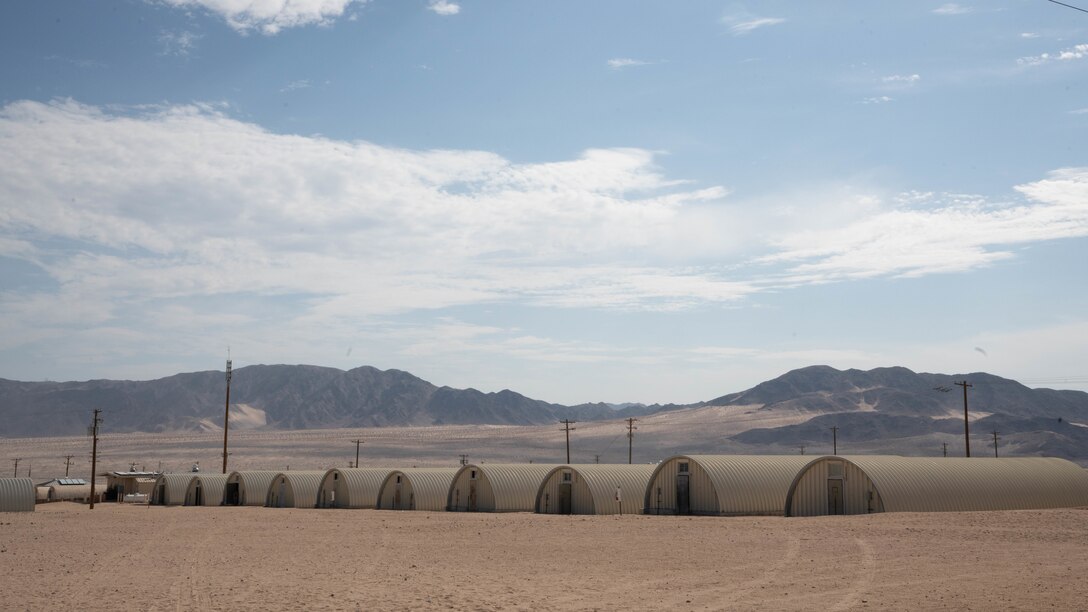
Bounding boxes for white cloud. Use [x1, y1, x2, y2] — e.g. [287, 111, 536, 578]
[606, 58, 660, 70]
[932, 3, 973, 15]
[280, 79, 311, 93]
[156, 0, 366, 34]
[1018, 43, 1088, 67]
[159, 30, 200, 56]
[1020, 32, 1039, 39]
[722, 15, 786, 36]
[882, 74, 920, 85]
[1071, 108, 1088, 114]
[427, 0, 460, 16]
[861, 96, 894, 104]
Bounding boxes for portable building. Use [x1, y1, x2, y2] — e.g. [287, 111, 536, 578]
[223, 471, 280, 506]
[785, 455, 1088, 517]
[0, 478, 35, 512]
[535, 465, 656, 515]
[447, 464, 559, 512]
[185, 474, 229, 506]
[105, 471, 160, 502]
[266, 471, 326, 509]
[38, 478, 97, 503]
[317, 468, 391, 508]
[376, 468, 459, 511]
[644, 455, 814, 516]
[150, 474, 196, 506]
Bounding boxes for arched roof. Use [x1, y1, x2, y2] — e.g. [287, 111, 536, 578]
[0, 478, 35, 512]
[787, 455, 1088, 513]
[153, 474, 195, 505]
[227, 471, 280, 506]
[269, 471, 326, 508]
[452, 464, 559, 512]
[379, 468, 459, 511]
[648, 455, 814, 515]
[187, 474, 229, 506]
[539, 464, 657, 515]
[319, 468, 391, 508]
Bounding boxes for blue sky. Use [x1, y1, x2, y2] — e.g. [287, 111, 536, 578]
[1, 1, 1087, 404]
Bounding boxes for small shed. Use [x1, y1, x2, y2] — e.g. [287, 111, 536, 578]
[376, 468, 459, 511]
[447, 464, 559, 512]
[223, 471, 280, 506]
[644, 455, 814, 516]
[185, 474, 229, 506]
[105, 471, 160, 502]
[785, 455, 1088, 516]
[37, 478, 98, 503]
[317, 468, 391, 508]
[536, 465, 656, 515]
[151, 474, 196, 506]
[266, 471, 326, 508]
[0, 478, 35, 512]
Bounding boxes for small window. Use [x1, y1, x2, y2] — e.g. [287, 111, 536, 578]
[470, 470, 477, 480]
[396, 475, 402, 484]
[828, 461, 844, 478]
[333, 473, 339, 480]
[561, 471, 572, 483]
[678, 462, 689, 474]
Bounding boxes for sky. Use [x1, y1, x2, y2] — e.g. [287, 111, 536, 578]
[1, 1, 1087, 405]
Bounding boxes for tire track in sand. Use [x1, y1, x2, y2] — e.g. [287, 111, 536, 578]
[827, 537, 875, 612]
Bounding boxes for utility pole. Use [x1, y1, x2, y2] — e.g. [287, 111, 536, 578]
[459, 454, 469, 466]
[991, 430, 1000, 458]
[222, 355, 232, 474]
[942, 442, 948, 458]
[594, 454, 600, 464]
[830, 426, 839, 455]
[799, 445, 805, 455]
[351, 439, 363, 468]
[12, 458, 20, 477]
[89, 409, 101, 509]
[63, 454, 74, 477]
[954, 380, 972, 457]
[559, 419, 576, 464]
[626, 418, 638, 464]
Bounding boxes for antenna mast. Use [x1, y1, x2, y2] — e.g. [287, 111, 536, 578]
[222, 351, 232, 474]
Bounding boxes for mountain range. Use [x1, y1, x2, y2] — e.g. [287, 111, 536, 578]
[1, 364, 1086, 461]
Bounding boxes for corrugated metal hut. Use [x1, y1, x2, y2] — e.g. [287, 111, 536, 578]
[0, 478, 35, 512]
[644, 455, 814, 516]
[786, 455, 1088, 516]
[151, 474, 195, 506]
[535, 465, 656, 515]
[376, 468, 459, 511]
[317, 468, 391, 508]
[185, 474, 229, 506]
[223, 471, 280, 506]
[447, 464, 559, 512]
[266, 471, 326, 509]
[40, 478, 96, 503]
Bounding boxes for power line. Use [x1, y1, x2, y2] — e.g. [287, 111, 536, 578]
[559, 419, 576, 464]
[1044, 0, 1088, 14]
[625, 418, 638, 464]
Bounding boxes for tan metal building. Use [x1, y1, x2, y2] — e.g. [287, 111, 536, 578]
[644, 455, 814, 516]
[786, 455, 1088, 516]
[185, 474, 229, 506]
[317, 468, 391, 508]
[376, 468, 459, 511]
[0, 478, 35, 512]
[105, 471, 159, 502]
[535, 465, 656, 515]
[224, 471, 280, 506]
[150, 474, 195, 506]
[266, 471, 326, 508]
[447, 464, 559, 512]
[38, 478, 99, 503]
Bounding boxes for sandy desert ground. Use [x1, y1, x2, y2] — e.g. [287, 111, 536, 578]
[2, 503, 1086, 611]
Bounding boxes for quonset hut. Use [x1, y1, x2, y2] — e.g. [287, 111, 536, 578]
[266, 471, 326, 508]
[644, 455, 814, 516]
[535, 465, 656, 515]
[447, 464, 559, 512]
[150, 474, 195, 506]
[376, 468, 459, 511]
[785, 455, 1088, 516]
[0, 478, 35, 512]
[317, 468, 391, 508]
[185, 474, 229, 506]
[224, 471, 280, 506]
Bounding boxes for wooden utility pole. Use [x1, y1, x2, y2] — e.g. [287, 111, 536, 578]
[991, 430, 1000, 458]
[942, 442, 948, 458]
[352, 439, 363, 468]
[955, 380, 972, 457]
[559, 419, 576, 463]
[625, 418, 638, 464]
[459, 454, 469, 466]
[11, 458, 20, 477]
[222, 356, 232, 474]
[830, 426, 839, 455]
[594, 454, 600, 464]
[89, 409, 101, 509]
[63, 454, 74, 477]
[799, 445, 805, 455]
